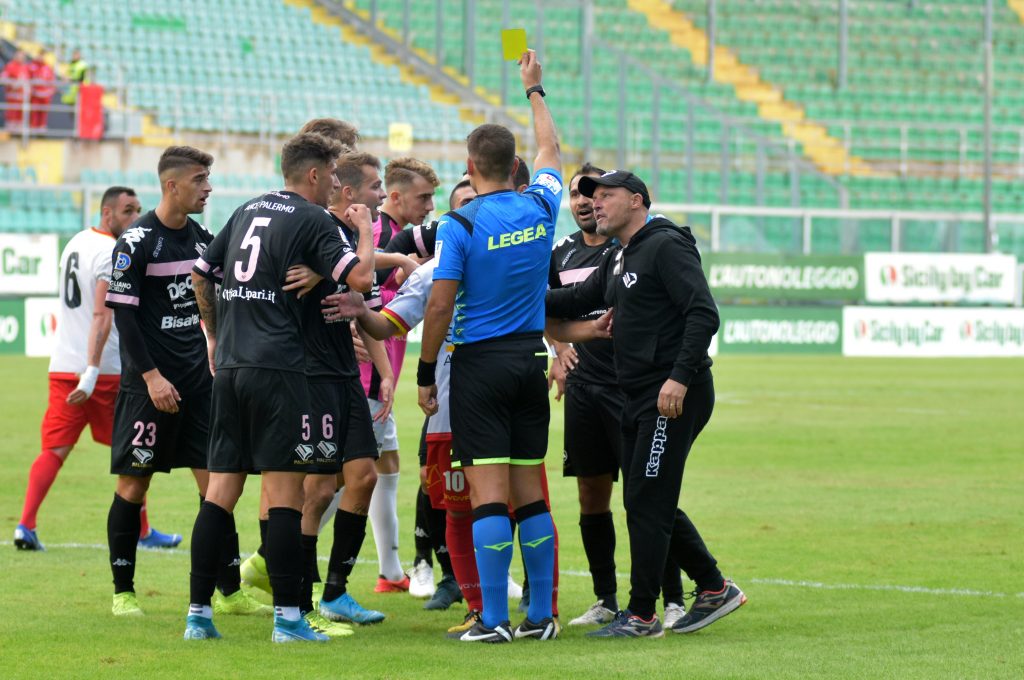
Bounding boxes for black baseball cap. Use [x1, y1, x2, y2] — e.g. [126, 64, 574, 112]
[578, 170, 651, 208]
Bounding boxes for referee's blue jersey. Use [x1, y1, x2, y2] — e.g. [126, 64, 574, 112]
[433, 168, 563, 344]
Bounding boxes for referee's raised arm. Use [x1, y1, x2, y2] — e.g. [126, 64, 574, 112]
[520, 50, 560, 175]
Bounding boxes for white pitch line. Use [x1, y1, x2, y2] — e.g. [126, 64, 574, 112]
[4, 541, 1022, 600]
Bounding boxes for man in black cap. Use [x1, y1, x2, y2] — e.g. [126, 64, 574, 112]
[545, 170, 745, 639]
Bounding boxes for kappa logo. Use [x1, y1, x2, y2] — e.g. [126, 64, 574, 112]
[132, 448, 154, 465]
[317, 441, 338, 459]
[645, 416, 668, 478]
[112, 558, 133, 566]
[194, 241, 207, 257]
[621, 272, 638, 288]
[294, 444, 315, 461]
[342, 556, 357, 566]
[121, 226, 151, 254]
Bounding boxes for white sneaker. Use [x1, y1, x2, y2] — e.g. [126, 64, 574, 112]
[408, 559, 436, 598]
[663, 602, 687, 628]
[506, 573, 523, 600]
[568, 599, 616, 626]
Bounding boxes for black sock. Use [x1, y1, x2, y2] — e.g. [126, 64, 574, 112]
[413, 488, 433, 566]
[427, 506, 453, 577]
[216, 510, 241, 597]
[580, 511, 617, 608]
[257, 518, 269, 558]
[322, 510, 366, 603]
[266, 507, 303, 608]
[300, 534, 318, 614]
[108, 493, 142, 594]
[189, 501, 232, 606]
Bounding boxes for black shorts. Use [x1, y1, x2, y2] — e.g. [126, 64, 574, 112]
[563, 382, 623, 481]
[449, 333, 549, 468]
[110, 389, 209, 475]
[307, 378, 377, 476]
[207, 368, 312, 473]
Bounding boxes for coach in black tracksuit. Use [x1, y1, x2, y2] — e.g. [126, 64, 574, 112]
[545, 171, 745, 637]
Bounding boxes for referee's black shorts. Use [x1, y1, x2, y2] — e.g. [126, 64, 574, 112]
[562, 382, 623, 481]
[207, 367, 311, 473]
[449, 332, 549, 468]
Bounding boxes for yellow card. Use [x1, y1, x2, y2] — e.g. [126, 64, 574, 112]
[501, 28, 528, 61]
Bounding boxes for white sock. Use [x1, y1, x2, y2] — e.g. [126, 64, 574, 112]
[318, 487, 343, 535]
[188, 604, 212, 619]
[369, 472, 403, 581]
[275, 606, 301, 622]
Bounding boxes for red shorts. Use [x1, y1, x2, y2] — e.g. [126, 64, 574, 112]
[424, 433, 471, 512]
[41, 373, 120, 450]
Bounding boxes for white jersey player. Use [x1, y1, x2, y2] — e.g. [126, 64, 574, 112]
[14, 187, 178, 552]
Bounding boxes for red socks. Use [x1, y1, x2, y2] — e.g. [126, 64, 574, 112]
[446, 512, 482, 611]
[20, 450, 64, 529]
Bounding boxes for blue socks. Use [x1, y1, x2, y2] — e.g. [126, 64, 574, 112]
[472, 504, 513, 629]
[516, 501, 555, 623]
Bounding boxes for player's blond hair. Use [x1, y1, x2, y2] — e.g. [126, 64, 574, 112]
[384, 157, 440, 191]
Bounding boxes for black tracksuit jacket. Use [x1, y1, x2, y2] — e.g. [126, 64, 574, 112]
[545, 216, 719, 394]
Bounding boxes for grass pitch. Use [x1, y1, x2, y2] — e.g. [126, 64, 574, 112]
[1, 355, 1021, 679]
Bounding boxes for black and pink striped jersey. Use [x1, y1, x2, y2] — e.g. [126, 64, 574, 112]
[194, 191, 357, 374]
[105, 210, 214, 396]
[548, 230, 618, 386]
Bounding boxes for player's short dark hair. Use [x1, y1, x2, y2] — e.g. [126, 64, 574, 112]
[570, 162, 607, 186]
[100, 186, 136, 208]
[512, 155, 531, 189]
[334, 151, 381, 191]
[385, 157, 440, 191]
[448, 179, 472, 212]
[466, 124, 516, 182]
[280, 133, 344, 183]
[299, 118, 360, 149]
[157, 146, 213, 177]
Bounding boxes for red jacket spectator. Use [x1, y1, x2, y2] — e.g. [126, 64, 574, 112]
[29, 51, 56, 129]
[1, 50, 32, 127]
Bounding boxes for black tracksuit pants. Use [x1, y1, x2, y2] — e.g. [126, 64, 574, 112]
[620, 374, 723, 619]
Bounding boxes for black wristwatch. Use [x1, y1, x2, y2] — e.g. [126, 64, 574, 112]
[525, 85, 546, 100]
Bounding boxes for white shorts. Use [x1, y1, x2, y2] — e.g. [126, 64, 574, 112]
[367, 398, 399, 452]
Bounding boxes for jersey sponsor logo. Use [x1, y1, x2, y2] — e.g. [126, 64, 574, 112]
[294, 444, 315, 461]
[533, 172, 563, 195]
[220, 286, 277, 304]
[317, 441, 338, 459]
[487, 223, 548, 251]
[646, 416, 668, 478]
[160, 313, 200, 330]
[114, 253, 132, 271]
[132, 448, 154, 465]
[113, 270, 123, 280]
[108, 278, 132, 293]
[121, 226, 151, 254]
[167, 277, 194, 301]
[559, 247, 577, 268]
[244, 199, 296, 213]
[621, 272, 638, 288]
[153, 237, 164, 258]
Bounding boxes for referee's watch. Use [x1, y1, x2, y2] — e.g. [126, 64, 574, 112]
[525, 85, 546, 100]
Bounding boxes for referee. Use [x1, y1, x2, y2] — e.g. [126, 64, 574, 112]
[418, 49, 560, 643]
[545, 170, 746, 639]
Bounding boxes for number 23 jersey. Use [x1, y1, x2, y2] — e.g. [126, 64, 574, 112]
[194, 190, 357, 373]
[105, 211, 213, 396]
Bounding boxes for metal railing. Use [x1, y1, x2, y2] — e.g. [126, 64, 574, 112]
[2, 183, 1022, 259]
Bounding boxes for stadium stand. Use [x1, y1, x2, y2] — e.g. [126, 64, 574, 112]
[6, 0, 475, 141]
[1, 0, 1022, 256]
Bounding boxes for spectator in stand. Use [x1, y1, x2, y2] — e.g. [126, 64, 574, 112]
[30, 49, 57, 130]
[1, 50, 31, 129]
[62, 49, 89, 106]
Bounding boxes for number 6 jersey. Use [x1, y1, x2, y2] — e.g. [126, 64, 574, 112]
[194, 190, 357, 373]
[50, 227, 121, 376]
[105, 211, 213, 396]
